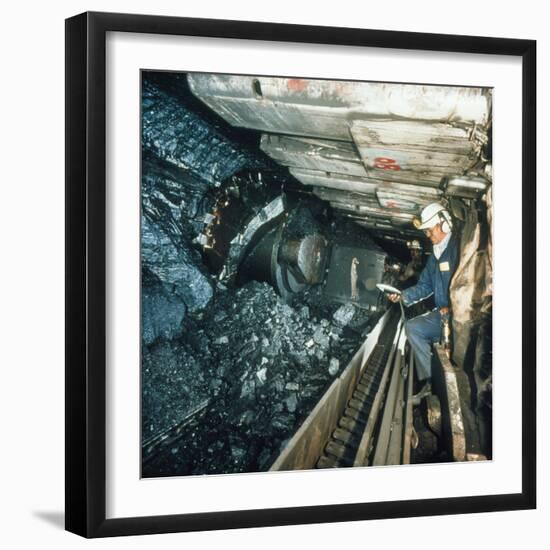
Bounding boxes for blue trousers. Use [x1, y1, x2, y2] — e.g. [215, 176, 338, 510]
[404, 310, 442, 381]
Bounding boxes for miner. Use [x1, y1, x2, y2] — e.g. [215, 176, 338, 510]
[388, 202, 458, 398]
[398, 239, 423, 283]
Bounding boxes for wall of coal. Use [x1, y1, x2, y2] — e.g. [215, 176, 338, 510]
[141, 72, 269, 345]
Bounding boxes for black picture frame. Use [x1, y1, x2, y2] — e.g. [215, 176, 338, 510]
[65, 11, 536, 538]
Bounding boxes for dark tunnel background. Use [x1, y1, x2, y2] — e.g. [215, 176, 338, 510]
[140, 71, 421, 477]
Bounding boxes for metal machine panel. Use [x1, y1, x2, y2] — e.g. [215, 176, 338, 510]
[290, 167, 379, 194]
[354, 145, 478, 182]
[376, 189, 419, 211]
[188, 73, 491, 236]
[351, 119, 485, 154]
[291, 168, 441, 226]
[309, 179, 441, 204]
[351, 120, 485, 185]
[442, 175, 489, 199]
[260, 134, 367, 177]
[188, 74, 491, 141]
[335, 204, 416, 226]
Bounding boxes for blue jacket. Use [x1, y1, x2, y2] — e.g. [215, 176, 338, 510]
[401, 234, 459, 310]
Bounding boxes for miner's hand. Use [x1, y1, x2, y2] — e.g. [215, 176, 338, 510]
[388, 293, 401, 303]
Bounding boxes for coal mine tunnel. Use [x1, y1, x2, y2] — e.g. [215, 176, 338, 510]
[141, 71, 493, 477]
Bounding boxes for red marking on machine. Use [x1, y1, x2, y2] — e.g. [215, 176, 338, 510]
[374, 157, 401, 171]
[287, 79, 308, 92]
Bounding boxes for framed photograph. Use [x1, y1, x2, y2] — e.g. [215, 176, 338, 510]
[65, 11, 536, 538]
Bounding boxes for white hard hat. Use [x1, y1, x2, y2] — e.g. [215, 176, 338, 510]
[407, 239, 422, 250]
[415, 202, 452, 231]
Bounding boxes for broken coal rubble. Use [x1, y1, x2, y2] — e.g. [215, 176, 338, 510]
[142, 281, 381, 477]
